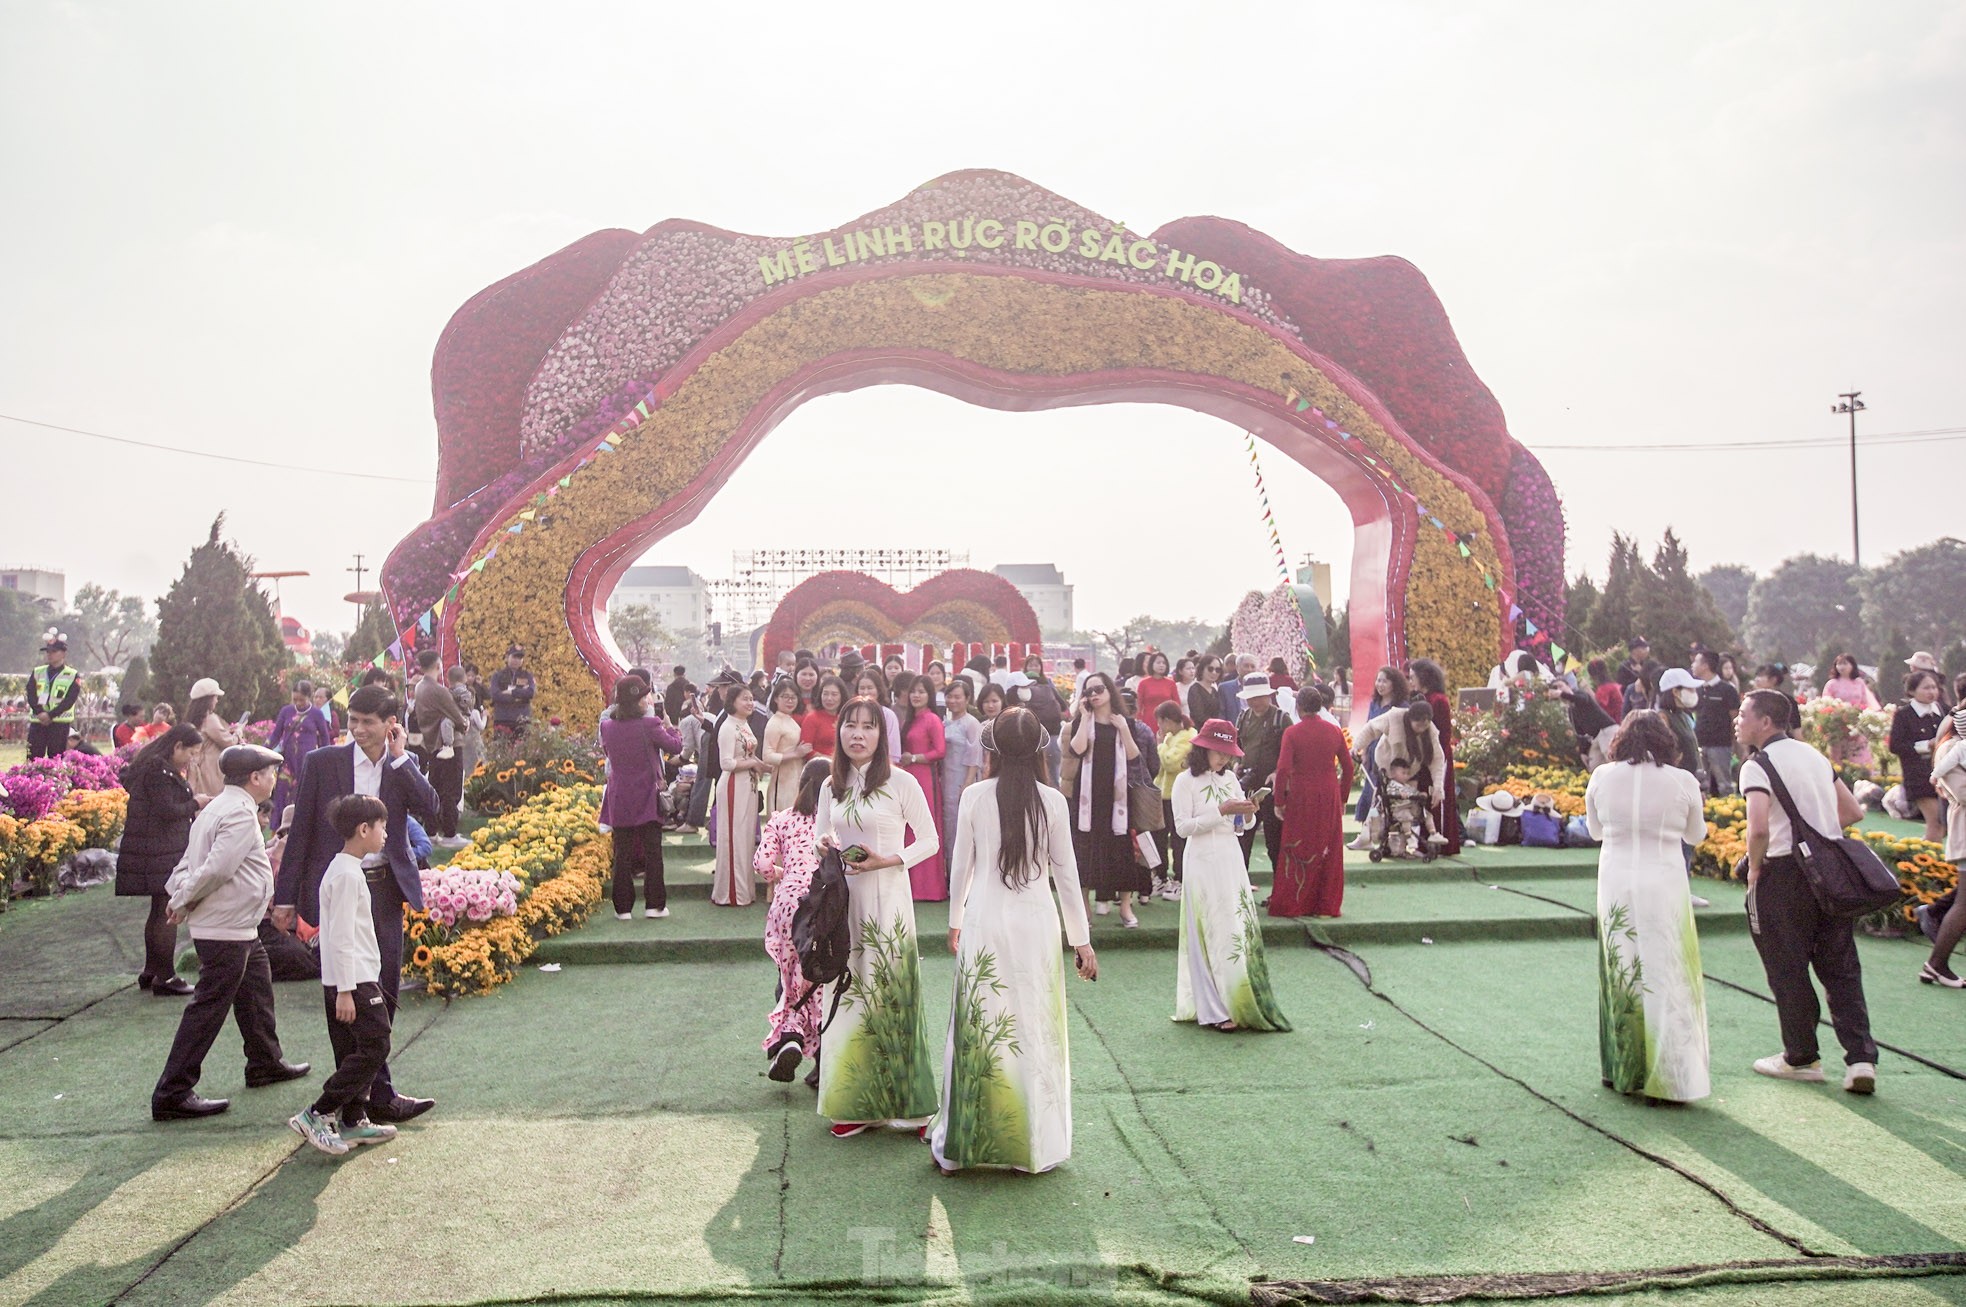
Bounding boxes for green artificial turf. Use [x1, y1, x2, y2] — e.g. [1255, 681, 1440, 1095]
[5, 811, 1964, 1304]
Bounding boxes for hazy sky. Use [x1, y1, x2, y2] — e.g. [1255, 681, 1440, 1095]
[3, 3, 1961, 653]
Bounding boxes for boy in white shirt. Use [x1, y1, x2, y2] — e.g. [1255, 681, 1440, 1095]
[289, 794, 398, 1155]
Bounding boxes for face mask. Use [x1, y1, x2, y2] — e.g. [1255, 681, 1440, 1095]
[1675, 688, 1699, 710]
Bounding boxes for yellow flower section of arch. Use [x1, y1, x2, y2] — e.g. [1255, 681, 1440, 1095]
[456, 275, 1504, 726]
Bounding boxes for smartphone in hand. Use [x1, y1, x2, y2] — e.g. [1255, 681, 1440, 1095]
[1248, 786, 1272, 806]
[841, 844, 871, 864]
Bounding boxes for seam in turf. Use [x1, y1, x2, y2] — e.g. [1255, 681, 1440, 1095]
[1308, 944, 1825, 1259]
[1252, 1250, 1966, 1304]
[1472, 876, 1966, 1081]
[102, 998, 453, 1304]
[1069, 990, 1258, 1264]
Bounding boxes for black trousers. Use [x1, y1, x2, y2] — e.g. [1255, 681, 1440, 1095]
[27, 721, 69, 759]
[1748, 855, 1879, 1067]
[153, 937, 287, 1104]
[1237, 796, 1283, 873]
[363, 871, 408, 1107]
[428, 753, 463, 838]
[611, 822, 667, 914]
[313, 982, 394, 1123]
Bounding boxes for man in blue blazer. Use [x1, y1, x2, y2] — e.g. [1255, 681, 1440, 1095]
[274, 682, 439, 1124]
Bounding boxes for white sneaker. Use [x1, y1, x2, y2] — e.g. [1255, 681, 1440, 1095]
[1347, 834, 1371, 851]
[1689, 894, 1711, 908]
[288, 1108, 349, 1156]
[644, 907, 669, 918]
[1843, 1062, 1876, 1094]
[1095, 901, 1111, 916]
[615, 912, 633, 921]
[1752, 1053, 1825, 1083]
[437, 835, 470, 850]
[435, 746, 455, 760]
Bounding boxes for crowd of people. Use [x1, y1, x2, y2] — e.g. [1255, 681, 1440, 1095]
[83, 622, 1965, 1168]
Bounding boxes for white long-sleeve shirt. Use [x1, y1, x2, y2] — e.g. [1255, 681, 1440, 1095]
[317, 851, 382, 993]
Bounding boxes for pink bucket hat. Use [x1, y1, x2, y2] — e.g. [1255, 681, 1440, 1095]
[1192, 718, 1243, 757]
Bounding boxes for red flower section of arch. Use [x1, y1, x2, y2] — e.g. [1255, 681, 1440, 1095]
[1155, 214, 1564, 634]
[760, 570, 1040, 665]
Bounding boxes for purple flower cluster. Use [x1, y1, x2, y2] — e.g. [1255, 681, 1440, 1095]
[1, 751, 123, 820]
[517, 170, 1302, 459]
[1, 773, 63, 821]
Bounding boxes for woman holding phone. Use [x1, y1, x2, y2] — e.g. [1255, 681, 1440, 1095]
[813, 696, 942, 1137]
[931, 708, 1097, 1173]
[1171, 719, 1291, 1032]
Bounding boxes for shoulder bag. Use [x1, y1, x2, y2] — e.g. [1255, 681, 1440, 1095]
[1753, 746, 1904, 919]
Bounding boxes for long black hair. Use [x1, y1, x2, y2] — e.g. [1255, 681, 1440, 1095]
[829, 696, 893, 801]
[989, 708, 1049, 890]
[122, 722, 201, 786]
[900, 671, 941, 740]
[793, 757, 830, 818]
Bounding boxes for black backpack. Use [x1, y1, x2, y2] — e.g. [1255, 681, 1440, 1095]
[789, 847, 853, 1029]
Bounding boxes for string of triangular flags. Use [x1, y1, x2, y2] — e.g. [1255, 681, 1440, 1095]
[331, 397, 663, 705]
[1242, 430, 1319, 670]
[1281, 383, 1509, 613]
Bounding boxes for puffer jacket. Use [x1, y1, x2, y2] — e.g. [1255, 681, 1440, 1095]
[115, 759, 200, 897]
[165, 786, 274, 941]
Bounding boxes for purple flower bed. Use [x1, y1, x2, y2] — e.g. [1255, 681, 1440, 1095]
[517, 170, 1302, 459]
[1, 751, 122, 820]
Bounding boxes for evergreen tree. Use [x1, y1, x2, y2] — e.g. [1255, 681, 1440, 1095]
[1564, 573, 1600, 650]
[119, 654, 151, 708]
[147, 517, 290, 721]
[1632, 529, 1736, 666]
[1696, 564, 1756, 636]
[1586, 533, 1641, 652]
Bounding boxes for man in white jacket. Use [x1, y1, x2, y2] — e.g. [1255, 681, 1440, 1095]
[152, 745, 311, 1121]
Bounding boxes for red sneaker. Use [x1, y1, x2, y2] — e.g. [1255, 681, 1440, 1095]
[829, 1122, 872, 1139]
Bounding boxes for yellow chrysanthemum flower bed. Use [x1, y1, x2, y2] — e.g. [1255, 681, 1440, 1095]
[403, 783, 608, 997]
[55, 787, 127, 850]
[456, 274, 1509, 728]
[1693, 794, 1954, 926]
[1483, 767, 1589, 818]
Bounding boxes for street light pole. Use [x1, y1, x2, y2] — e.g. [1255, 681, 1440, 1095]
[1832, 391, 1866, 568]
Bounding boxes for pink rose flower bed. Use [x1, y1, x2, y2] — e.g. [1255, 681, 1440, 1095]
[418, 866, 521, 929]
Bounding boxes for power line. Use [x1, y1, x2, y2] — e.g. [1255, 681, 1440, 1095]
[0, 411, 431, 484]
[1529, 426, 1965, 453]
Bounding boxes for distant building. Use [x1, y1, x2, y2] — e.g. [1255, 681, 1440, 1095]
[992, 563, 1073, 637]
[609, 565, 710, 634]
[0, 568, 64, 608]
[1295, 559, 1333, 613]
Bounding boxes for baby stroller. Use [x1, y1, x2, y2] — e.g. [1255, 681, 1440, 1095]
[1364, 775, 1445, 862]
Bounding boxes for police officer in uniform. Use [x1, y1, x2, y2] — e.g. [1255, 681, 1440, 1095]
[28, 631, 82, 759]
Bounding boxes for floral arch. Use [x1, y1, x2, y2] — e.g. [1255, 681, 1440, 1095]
[383, 171, 1563, 728]
[759, 569, 1041, 665]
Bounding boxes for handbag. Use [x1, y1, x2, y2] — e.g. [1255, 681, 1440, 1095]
[1129, 782, 1166, 832]
[1520, 809, 1563, 848]
[1753, 746, 1905, 919]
